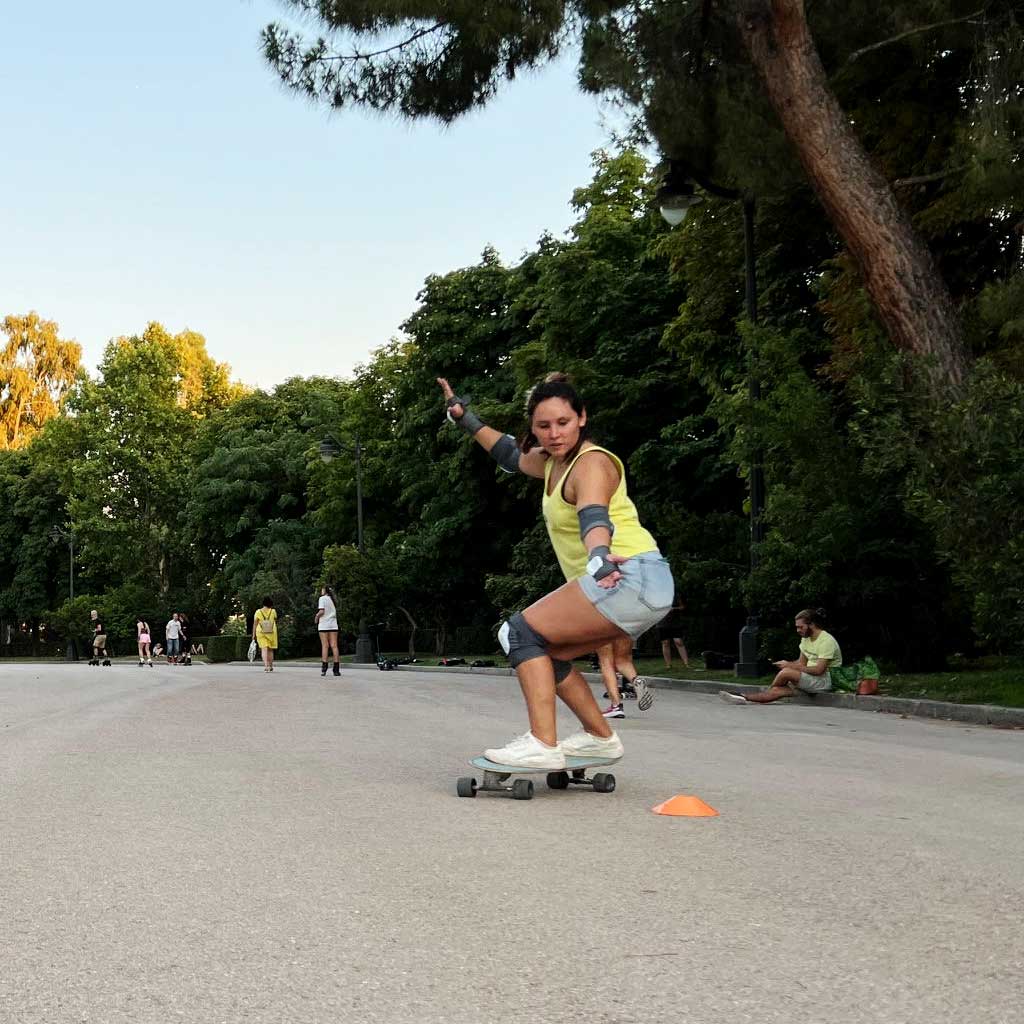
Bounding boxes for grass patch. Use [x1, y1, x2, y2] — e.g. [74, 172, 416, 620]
[875, 656, 1024, 708]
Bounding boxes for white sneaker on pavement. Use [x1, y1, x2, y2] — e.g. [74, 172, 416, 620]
[559, 730, 624, 760]
[718, 690, 749, 704]
[483, 732, 566, 769]
[632, 676, 654, 711]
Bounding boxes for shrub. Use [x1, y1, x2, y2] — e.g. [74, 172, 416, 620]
[206, 634, 245, 663]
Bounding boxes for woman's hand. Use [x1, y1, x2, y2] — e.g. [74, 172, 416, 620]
[437, 377, 464, 419]
[596, 552, 628, 589]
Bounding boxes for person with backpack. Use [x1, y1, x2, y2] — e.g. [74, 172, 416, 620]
[252, 598, 278, 673]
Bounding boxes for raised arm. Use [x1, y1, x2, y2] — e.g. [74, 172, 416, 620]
[437, 377, 545, 479]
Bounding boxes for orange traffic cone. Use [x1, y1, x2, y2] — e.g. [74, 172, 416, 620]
[652, 795, 719, 817]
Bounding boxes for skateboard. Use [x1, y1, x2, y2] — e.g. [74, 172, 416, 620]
[457, 756, 619, 801]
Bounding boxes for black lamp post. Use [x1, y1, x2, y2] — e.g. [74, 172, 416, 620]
[657, 163, 765, 677]
[319, 434, 375, 664]
[49, 525, 78, 661]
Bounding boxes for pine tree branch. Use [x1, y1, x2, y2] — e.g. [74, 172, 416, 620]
[893, 164, 971, 187]
[316, 23, 446, 64]
[843, 8, 987, 66]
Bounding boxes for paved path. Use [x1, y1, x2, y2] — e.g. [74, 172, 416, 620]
[1, 662, 1021, 1023]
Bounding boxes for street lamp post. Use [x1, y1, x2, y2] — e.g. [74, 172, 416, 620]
[50, 525, 78, 661]
[657, 166, 766, 677]
[319, 434, 375, 664]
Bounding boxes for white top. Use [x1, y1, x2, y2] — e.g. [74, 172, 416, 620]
[318, 595, 338, 631]
[165, 619, 182, 639]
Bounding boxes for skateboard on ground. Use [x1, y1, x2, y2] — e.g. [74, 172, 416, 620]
[457, 756, 619, 800]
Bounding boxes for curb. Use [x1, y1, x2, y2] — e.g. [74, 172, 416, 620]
[391, 664, 1024, 729]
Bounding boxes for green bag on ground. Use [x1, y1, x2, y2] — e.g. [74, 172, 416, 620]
[830, 656, 880, 693]
[830, 665, 859, 692]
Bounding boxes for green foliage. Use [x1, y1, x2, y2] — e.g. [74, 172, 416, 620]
[904, 364, 1024, 650]
[5, 125, 1024, 668]
[0, 447, 67, 623]
[205, 634, 246, 663]
[219, 616, 248, 637]
[1, 313, 81, 450]
[47, 596, 100, 646]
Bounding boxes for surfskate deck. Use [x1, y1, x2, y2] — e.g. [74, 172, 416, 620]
[456, 756, 619, 800]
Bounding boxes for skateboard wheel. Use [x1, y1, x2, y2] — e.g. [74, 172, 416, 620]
[546, 771, 570, 790]
[512, 779, 534, 800]
[592, 773, 616, 793]
[456, 777, 478, 798]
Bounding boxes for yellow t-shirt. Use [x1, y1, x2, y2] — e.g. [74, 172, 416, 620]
[800, 630, 842, 670]
[541, 445, 659, 582]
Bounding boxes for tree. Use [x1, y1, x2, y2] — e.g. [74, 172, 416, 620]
[187, 376, 349, 632]
[260, 2, 1024, 396]
[0, 447, 68, 649]
[49, 323, 237, 597]
[0, 312, 81, 449]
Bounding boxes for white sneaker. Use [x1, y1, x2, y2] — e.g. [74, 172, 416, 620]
[718, 690, 749, 704]
[632, 676, 654, 711]
[559, 730, 624, 760]
[483, 732, 566, 769]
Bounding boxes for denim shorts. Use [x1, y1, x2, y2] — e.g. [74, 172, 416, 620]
[577, 552, 674, 639]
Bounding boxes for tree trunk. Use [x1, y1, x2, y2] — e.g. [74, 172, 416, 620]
[396, 605, 418, 658]
[736, 0, 969, 395]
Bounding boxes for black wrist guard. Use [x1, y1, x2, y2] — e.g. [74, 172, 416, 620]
[586, 545, 618, 581]
[446, 394, 484, 435]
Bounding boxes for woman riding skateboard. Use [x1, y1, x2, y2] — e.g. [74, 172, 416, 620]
[439, 372, 673, 770]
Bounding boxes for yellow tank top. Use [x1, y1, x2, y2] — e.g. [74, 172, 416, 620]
[542, 445, 659, 581]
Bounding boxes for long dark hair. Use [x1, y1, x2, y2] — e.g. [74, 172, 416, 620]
[322, 585, 336, 603]
[522, 372, 592, 459]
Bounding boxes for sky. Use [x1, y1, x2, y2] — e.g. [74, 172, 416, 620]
[1, 2, 611, 389]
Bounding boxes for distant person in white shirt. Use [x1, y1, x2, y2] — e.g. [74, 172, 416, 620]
[165, 613, 184, 665]
[315, 585, 341, 678]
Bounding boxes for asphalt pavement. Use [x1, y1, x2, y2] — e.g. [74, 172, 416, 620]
[1, 661, 1021, 1024]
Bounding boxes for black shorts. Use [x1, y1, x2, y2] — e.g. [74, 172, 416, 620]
[658, 625, 684, 641]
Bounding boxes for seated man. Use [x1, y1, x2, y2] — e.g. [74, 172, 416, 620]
[719, 607, 841, 705]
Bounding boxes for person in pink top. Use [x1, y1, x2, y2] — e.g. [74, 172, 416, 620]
[136, 619, 153, 667]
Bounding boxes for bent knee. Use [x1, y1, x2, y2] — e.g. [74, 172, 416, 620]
[499, 612, 549, 669]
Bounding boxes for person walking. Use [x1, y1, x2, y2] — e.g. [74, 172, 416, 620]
[315, 585, 341, 677]
[719, 607, 841, 705]
[439, 373, 673, 769]
[165, 612, 184, 665]
[137, 619, 153, 667]
[178, 613, 191, 665]
[597, 636, 654, 718]
[252, 598, 278, 673]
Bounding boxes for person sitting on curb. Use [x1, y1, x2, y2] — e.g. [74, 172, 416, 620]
[719, 607, 841, 705]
